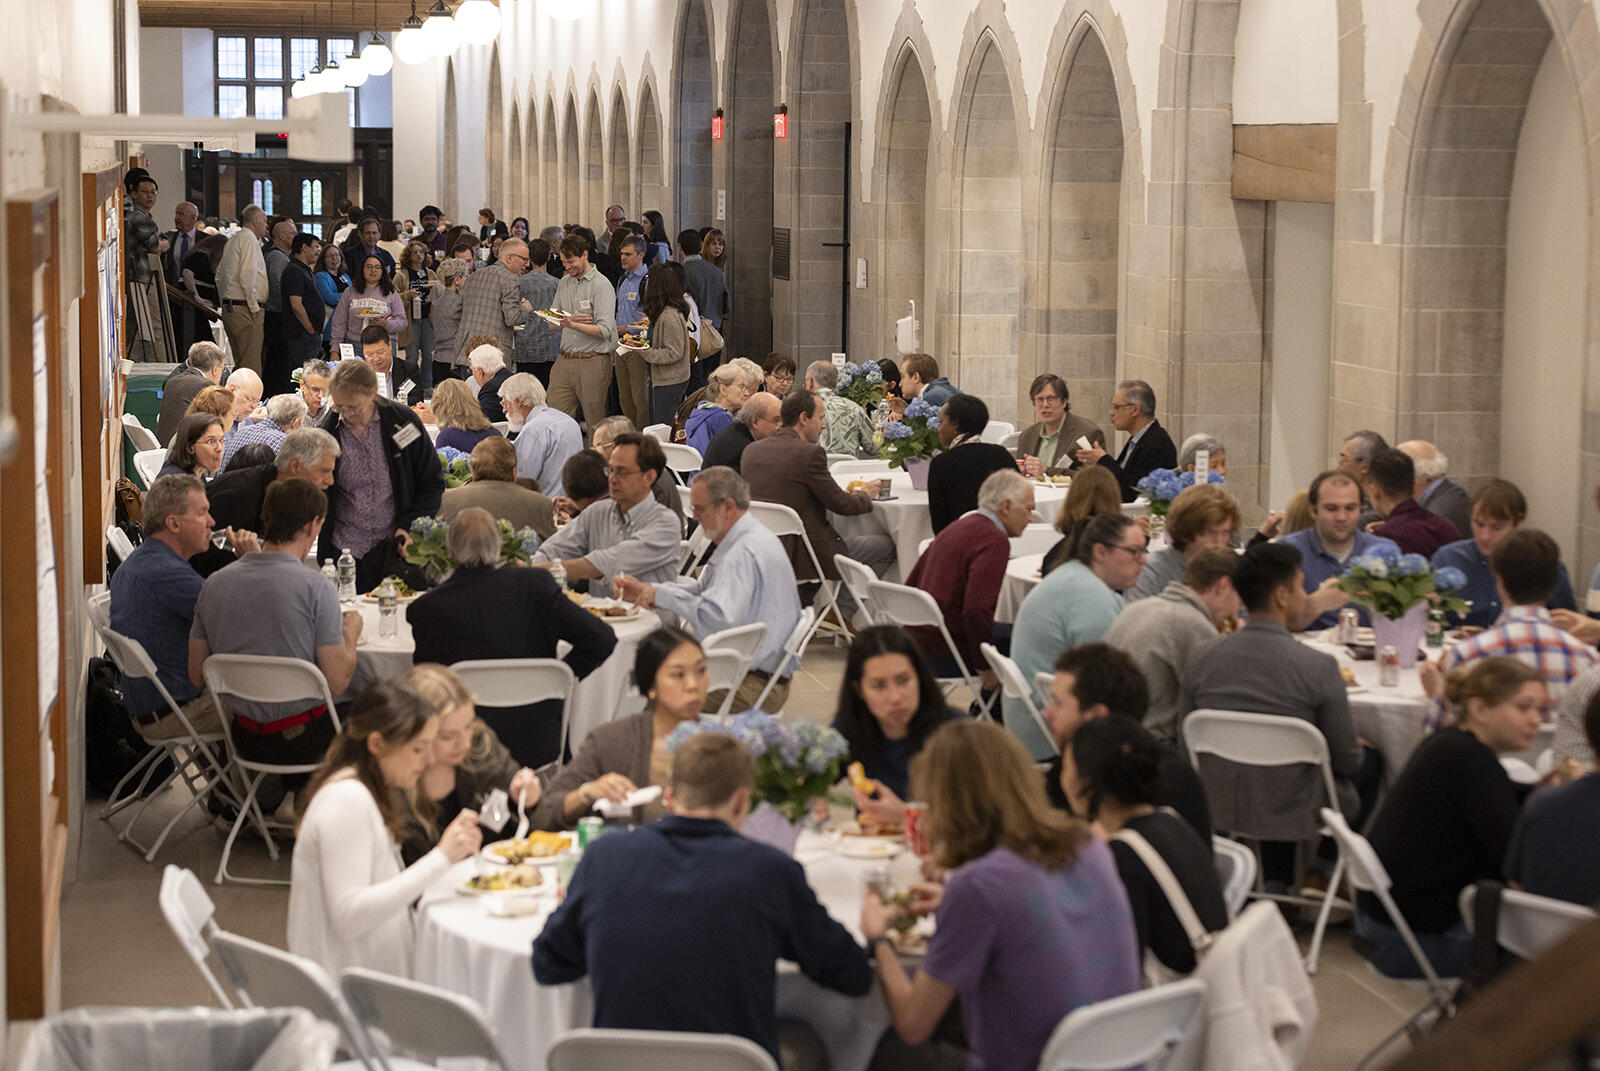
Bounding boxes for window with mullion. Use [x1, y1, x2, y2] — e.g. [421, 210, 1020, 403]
[214, 34, 361, 124]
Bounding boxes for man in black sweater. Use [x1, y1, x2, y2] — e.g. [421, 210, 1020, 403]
[702, 391, 781, 473]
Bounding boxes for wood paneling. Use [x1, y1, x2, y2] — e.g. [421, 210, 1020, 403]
[1232, 124, 1336, 204]
[141, 1, 422, 32]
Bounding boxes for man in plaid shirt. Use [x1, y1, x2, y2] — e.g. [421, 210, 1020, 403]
[1422, 528, 1598, 729]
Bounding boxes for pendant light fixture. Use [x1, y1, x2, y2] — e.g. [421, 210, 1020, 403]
[422, 0, 460, 57]
[455, 0, 501, 44]
[395, 0, 429, 65]
[341, 2, 370, 86]
[360, 0, 394, 76]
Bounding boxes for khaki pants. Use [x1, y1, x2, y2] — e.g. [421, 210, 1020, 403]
[703, 671, 790, 716]
[614, 350, 651, 429]
[138, 690, 224, 742]
[548, 351, 612, 431]
[220, 305, 265, 374]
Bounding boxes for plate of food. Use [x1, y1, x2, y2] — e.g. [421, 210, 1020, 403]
[580, 595, 644, 622]
[830, 819, 904, 839]
[1034, 474, 1072, 486]
[360, 577, 419, 602]
[618, 330, 649, 350]
[627, 319, 650, 330]
[535, 307, 568, 325]
[481, 830, 573, 866]
[459, 864, 548, 896]
[838, 838, 902, 860]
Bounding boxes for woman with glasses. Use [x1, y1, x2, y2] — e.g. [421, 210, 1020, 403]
[160, 412, 226, 479]
[762, 352, 795, 397]
[330, 254, 408, 357]
[394, 241, 438, 391]
[313, 244, 351, 353]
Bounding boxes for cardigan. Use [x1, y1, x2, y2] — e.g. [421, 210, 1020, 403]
[530, 712, 667, 830]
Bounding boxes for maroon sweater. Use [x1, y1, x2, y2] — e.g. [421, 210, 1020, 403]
[1373, 498, 1460, 558]
[905, 511, 1010, 665]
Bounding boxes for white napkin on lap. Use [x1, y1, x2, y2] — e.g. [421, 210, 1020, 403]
[592, 784, 663, 817]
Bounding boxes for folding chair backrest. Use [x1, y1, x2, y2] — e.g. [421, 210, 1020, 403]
[642, 423, 671, 443]
[87, 591, 113, 634]
[1459, 884, 1597, 960]
[832, 554, 881, 623]
[99, 624, 164, 685]
[1318, 807, 1389, 894]
[1009, 523, 1057, 559]
[1036, 978, 1207, 1071]
[825, 453, 856, 467]
[827, 458, 885, 476]
[491, 421, 510, 437]
[982, 643, 1055, 752]
[122, 412, 161, 452]
[1211, 836, 1257, 919]
[748, 501, 830, 588]
[209, 932, 375, 1068]
[451, 658, 576, 708]
[980, 420, 1015, 445]
[203, 655, 341, 728]
[340, 966, 512, 1069]
[1034, 671, 1055, 709]
[775, 607, 816, 675]
[106, 526, 137, 565]
[1000, 431, 1021, 452]
[660, 442, 703, 479]
[675, 482, 695, 516]
[866, 580, 943, 630]
[1183, 709, 1340, 813]
[547, 1027, 778, 1071]
[703, 622, 767, 662]
[134, 448, 166, 487]
[159, 866, 235, 1008]
[704, 648, 748, 697]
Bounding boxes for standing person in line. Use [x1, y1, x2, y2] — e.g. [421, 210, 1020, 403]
[330, 254, 408, 358]
[428, 257, 469, 385]
[279, 233, 326, 382]
[679, 229, 729, 392]
[449, 237, 534, 364]
[641, 210, 672, 264]
[514, 237, 560, 385]
[217, 204, 269, 374]
[313, 244, 350, 354]
[612, 234, 651, 425]
[394, 241, 438, 394]
[546, 235, 618, 430]
[635, 263, 693, 427]
[261, 219, 299, 394]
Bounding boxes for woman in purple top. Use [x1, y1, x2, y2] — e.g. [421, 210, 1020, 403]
[425, 378, 497, 454]
[330, 254, 408, 353]
[861, 720, 1141, 1071]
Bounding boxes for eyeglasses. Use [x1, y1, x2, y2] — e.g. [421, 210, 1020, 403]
[503, 253, 528, 264]
[196, 436, 225, 448]
[1103, 541, 1149, 559]
[605, 466, 642, 478]
[1110, 401, 1137, 411]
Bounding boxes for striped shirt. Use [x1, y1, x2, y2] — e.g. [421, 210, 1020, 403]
[1427, 605, 1600, 730]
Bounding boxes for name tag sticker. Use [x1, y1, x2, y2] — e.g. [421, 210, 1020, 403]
[579, 300, 593, 313]
[339, 343, 356, 361]
[626, 292, 637, 302]
[393, 424, 421, 449]
[1076, 436, 1093, 451]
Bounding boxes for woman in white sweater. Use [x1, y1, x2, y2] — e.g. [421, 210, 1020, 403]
[288, 679, 483, 978]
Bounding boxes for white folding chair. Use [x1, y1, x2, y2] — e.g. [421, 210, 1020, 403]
[341, 966, 514, 1071]
[1037, 978, 1206, 1071]
[1009, 522, 1058, 559]
[869, 580, 992, 718]
[833, 553, 883, 626]
[1211, 835, 1257, 919]
[209, 932, 380, 1070]
[703, 623, 767, 718]
[121, 411, 161, 452]
[825, 452, 856, 466]
[914, 536, 934, 563]
[203, 655, 343, 886]
[451, 658, 577, 774]
[981, 643, 1056, 755]
[94, 620, 235, 862]
[1459, 883, 1596, 960]
[1034, 671, 1056, 711]
[753, 607, 815, 713]
[999, 431, 1021, 452]
[660, 442, 703, 484]
[980, 419, 1015, 445]
[828, 458, 885, 476]
[747, 501, 838, 647]
[1320, 808, 1454, 1068]
[491, 420, 510, 437]
[134, 448, 166, 487]
[548, 1027, 777, 1071]
[642, 423, 672, 444]
[1182, 710, 1349, 973]
[1508, 721, 1556, 769]
[106, 525, 137, 565]
[158, 866, 235, 1008]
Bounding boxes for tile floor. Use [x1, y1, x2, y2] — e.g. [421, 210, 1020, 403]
[62, 641, 1427, 1068]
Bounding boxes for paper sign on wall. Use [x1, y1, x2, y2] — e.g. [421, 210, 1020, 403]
[831, 352, 846, 370]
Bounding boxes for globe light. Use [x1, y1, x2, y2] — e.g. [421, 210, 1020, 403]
[395, 24, 429, 65]
[291, 78, 313, 100]
[360, 33, 393, 77]
[342, 54, 370, 88]
[454, 0, 500, 44]
[422, 0, 460, 57]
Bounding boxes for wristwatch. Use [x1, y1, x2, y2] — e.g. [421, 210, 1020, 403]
[867, 935, 896, 958]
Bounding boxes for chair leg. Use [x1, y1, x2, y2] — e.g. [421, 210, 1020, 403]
[1304, 855, 1348, 975]
[100, 745, 168, 821]
[1354, 999, 1451, 1071]
[214, 773, 289, 887]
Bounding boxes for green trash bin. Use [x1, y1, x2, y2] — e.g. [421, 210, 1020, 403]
[124, 373, 167, 489]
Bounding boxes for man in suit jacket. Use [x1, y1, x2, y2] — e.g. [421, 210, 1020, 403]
[741, 389, 896, 592]
[448, 238, 535, 362]
[407, 506, 616, 767]
[1075, 378, 1177, 502]
[466, 342, 515, 422]
[1399, 439, 1471, 540]
[926, 394, 1020, 533]
[157, 341, 226, 445]
[1016, 373, 1107, 477]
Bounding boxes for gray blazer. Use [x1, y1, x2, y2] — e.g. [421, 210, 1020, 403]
[531, 712, 667, 830]
[1419, 477, 1472, 541]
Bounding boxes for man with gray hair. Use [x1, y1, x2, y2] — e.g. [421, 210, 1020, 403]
[299, 358, 332, 423]
[468, 342, 513, 422]
[158, 340, 227, 444]
[195, 426, 341, 576]
[703, 391, 781, 474]
[216, 204, 270, 374]
[615, 466, 802, 714]
[500, 371, 583, 498]
[222, 393, 307, 469]
[804, 360, 877, 459]
[448, 236, 534, 362]
[1075, 378, 1177, 502]
[905, 468, 1036, 678]
[408, 506, 618, 766]
[1338, 429, 1389, 528]
[1397, 439, 1470, 540]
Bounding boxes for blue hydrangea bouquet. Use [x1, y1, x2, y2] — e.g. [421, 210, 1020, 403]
[876, 396, 943, 470]
[1335, 548, 1469, 620]
[437, 446, 472, 489]
[1135, 467, 1225, 517]
[666, 711, 849, 823]
[404, 515, 542, 579]
[836, 360, 887, 412]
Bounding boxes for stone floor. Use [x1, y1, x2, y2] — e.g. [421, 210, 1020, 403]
[61, 641, 1428, 1068]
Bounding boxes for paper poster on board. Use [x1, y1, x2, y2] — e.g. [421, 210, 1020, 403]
[33, 315, 58, 729]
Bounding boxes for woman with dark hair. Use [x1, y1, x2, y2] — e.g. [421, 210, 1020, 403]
[1063, 716, 1228, 976]
[330, 253, 408, 355]
[860, 721, 1139, 1070]
[639, 263, 694, 425]
[313, 243, 351, 350]
[532, 627, 709, 830]
[159, 412, 225, 479]
[876, 358, 902, 400]
[926, 394, 1018, 533]
[830, 626, 960, 826]
[762, 352, 796, 397]
[510, 217, 531, 241]
[395, 240, 438, 387]
[288, 678, 484, 977]
[641, 209, 672, 264]
[226, 442, 278, 471]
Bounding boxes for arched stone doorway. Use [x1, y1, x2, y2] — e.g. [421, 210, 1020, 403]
[609, 85, 633, 215]
[525, 95, 541, 221]
[508, 99, 523, 219]
[876, 44, 933, 366]
[585, 88, 605, 231]
[727, 0, 775, 357]
[562, 93, 582, 225]
[443, 62, 458, 217]
[542, 97, 559, 226]
[673, 0, 715, 234]
[637, 79, 667, 226]
[487, 51, 504, 212]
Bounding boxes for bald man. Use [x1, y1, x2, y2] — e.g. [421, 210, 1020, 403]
[449, 236, 534, 362]
[1397, 440, 1471, 540]
[218, 205, 269, 374]
[262, 218, 301, 394]
[165, 201, 209, 355]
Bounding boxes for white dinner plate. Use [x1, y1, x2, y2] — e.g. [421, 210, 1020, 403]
[837, 839, 903, 860]
[581, 597, 645, 622]
[827, 821, 902, 840]
[457, 873, 552, 897]
[479, 835, 573, 867]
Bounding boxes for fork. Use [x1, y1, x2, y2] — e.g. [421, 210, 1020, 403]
[513, 788, 530, 842]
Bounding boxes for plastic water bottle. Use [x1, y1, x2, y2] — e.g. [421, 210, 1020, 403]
[549, 558, 567, 590]
[377, 578, 398, 638]
[337, 547, 357, 603]
[320, 559, 338, 594]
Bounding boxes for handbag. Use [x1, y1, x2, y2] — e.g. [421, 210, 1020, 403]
[698, 316, 724, 361]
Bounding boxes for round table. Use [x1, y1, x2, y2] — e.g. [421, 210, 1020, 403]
[1297, 632, 1430, 785]
[996, 553, 1045, 623]
[347, 597, 659, 755]
[412, 828, 907, 1071]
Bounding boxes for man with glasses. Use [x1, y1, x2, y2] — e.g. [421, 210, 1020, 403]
[531, 431, 681, 595]
[1016, 374, 1106, 477]
[703, 391, 781, 474]
[598, 204, 627, 254]
[592, 416, 683, 526]
[449, 236, 535, 364]
[1074, 379, 1177, 502]
[1007, 513, 1148, 758]
[499, 372, 583, 499]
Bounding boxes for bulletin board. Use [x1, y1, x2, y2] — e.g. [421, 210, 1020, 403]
[79, 166, 124, 581]
[1, 190, 69, 1019]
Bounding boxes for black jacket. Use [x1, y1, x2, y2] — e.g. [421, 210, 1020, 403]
[1097, 418, 1178, 502]
[316, 397, 446, 562]
[701, 421, 756, 473]
[926, 441, 1018, 533]
[478, 367, 512, 423]
[190, 462, 278, 576]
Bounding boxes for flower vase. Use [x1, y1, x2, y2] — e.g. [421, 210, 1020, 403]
[1148, 512, 1168, 549]
[741, 801, 803, 856]
[905, 457, 932, 491]
[1371, 602, 1429, 668]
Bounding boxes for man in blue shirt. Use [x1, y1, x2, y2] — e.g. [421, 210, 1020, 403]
[1279, 470, 1400, 629]
[611, 235, 651, 426]
[532, 732, 872, 1063]
[499, 371, 582, 499]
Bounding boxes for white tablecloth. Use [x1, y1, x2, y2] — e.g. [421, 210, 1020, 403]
[413, 829, 907, 1071]
[348, 598, 658, 754]
[1298, 635, 1430, 784]
[996, 553, 1045, 623]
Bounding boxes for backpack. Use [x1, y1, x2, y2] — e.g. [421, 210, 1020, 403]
[84, 656, 171, 798]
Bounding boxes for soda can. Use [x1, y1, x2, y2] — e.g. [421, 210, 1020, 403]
[904, 802, 929, 856]
[1338, 608, 1360, 645]
[576, 816, 605, 849]
[555, 848, 583, 900]
[1378, 645, 1400, 688]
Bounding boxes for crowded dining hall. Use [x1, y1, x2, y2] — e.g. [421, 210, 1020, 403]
[14, 0, 1600, 1067]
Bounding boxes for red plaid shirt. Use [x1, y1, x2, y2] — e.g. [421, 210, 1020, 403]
[1427, 605, 1600, 730]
